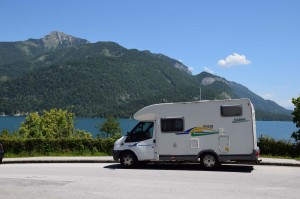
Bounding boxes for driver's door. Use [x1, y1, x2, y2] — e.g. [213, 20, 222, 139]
[125, 122, 156, 160]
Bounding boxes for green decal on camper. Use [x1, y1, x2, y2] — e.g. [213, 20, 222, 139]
[177, 127, 219, 137]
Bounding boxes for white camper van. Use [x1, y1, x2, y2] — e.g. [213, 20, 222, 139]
[113, 99, 259, 169]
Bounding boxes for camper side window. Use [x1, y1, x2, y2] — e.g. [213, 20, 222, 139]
[221, 105, 242, 117]
[161, 118, 184, 132]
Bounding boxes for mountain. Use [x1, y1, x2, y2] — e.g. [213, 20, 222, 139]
[0, 32, 292, 120]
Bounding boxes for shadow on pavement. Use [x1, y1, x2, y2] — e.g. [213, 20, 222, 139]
[104, 163, 254, 173]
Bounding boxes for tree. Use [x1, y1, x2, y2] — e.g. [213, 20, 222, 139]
[0, 129, 11, 138]
[97, 116, 122, 138]
[40, 109, 75, 138]
[291, 96, 300, 142]
[18, 109, 92, 139]
[19, 112, 42, 138]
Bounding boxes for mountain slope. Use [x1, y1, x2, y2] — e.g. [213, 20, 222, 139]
[0, 43, 198, 117]
[194, 72, 237, 100]
[0, 40, 44, 66]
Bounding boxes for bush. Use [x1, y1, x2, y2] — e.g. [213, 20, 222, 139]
[0, 137, 116, 157]
[258, 136, 300, 158]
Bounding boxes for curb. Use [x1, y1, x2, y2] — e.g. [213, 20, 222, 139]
[2, 160, 115, 164]
[257, 162, 300, 167]
[1, 157, 115, 164]
[228, 161, 300, 167]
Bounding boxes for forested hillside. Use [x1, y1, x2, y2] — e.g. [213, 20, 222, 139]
[0, 42, 198, 117]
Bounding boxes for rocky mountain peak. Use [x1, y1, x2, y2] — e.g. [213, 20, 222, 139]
[200, 73, 230, 86]
[174, 62, 192, 75]
[41, 31, 89, 49]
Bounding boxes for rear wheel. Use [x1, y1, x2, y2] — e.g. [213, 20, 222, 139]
[200, 153, 219, 169]
[120, 151, 137, 168]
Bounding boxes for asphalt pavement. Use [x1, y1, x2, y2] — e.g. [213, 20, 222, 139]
[2, 156, 300, 167]
[1, 163, 300, 199]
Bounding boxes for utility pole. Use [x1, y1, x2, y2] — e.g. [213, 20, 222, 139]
[200, 87, 202, 101]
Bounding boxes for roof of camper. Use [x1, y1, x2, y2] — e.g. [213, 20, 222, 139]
[133, 98, 251, 121]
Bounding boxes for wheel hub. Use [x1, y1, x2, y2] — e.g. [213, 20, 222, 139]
[123, 155, 133, 166]
[203, 155, 216, 167]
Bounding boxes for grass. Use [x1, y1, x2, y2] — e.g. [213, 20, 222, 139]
[260, 155, 300, 160]
[4, 151, 110, 158]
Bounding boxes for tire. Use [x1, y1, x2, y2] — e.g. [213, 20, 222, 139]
[200, 153, 219, 169]
[120, 151, 137, 168]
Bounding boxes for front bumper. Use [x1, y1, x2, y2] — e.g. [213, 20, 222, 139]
[0, 151, 4, 160]
[113, 150, 122, 162]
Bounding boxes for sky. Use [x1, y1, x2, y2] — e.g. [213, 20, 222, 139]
[0, 0, 299, 109]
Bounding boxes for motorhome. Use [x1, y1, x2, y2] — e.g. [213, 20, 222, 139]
[113, 99, 259, 169]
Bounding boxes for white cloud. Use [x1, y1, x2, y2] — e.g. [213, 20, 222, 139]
[218, 53, 251, 68]
[260, 93, 275, 100]
[278, 100, 294, 110]
[203, 67, 214, 74]
[188, 67, 194, 71]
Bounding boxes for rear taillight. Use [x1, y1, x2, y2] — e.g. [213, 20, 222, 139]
[256, 149, 260, 157]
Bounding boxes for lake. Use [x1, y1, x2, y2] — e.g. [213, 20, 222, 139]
[0, 116, 297, 141]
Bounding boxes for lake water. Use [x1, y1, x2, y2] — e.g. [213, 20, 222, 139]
[0, 116, 297, 141]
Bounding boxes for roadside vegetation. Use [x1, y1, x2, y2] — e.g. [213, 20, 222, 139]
[258, 136, 300, 158]
[0, 109, 121, 157]
[0, 96, 299, 159]
[259, 96, 300, 159]
[291, 96, 300, 142]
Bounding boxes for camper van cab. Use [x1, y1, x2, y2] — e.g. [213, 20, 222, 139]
[113, 99, 259, 169]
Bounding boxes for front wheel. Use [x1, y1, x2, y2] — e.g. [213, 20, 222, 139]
[200, 153, 220, 169]
[120, 151, 137, 168]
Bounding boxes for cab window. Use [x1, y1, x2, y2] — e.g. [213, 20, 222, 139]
[125, 122, 154, 142]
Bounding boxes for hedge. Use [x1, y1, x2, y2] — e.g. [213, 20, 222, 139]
[258, 136, 300, 158]
[0, 138, 115, 156]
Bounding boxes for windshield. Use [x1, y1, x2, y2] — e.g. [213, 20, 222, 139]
[125, 122, 154, 142]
